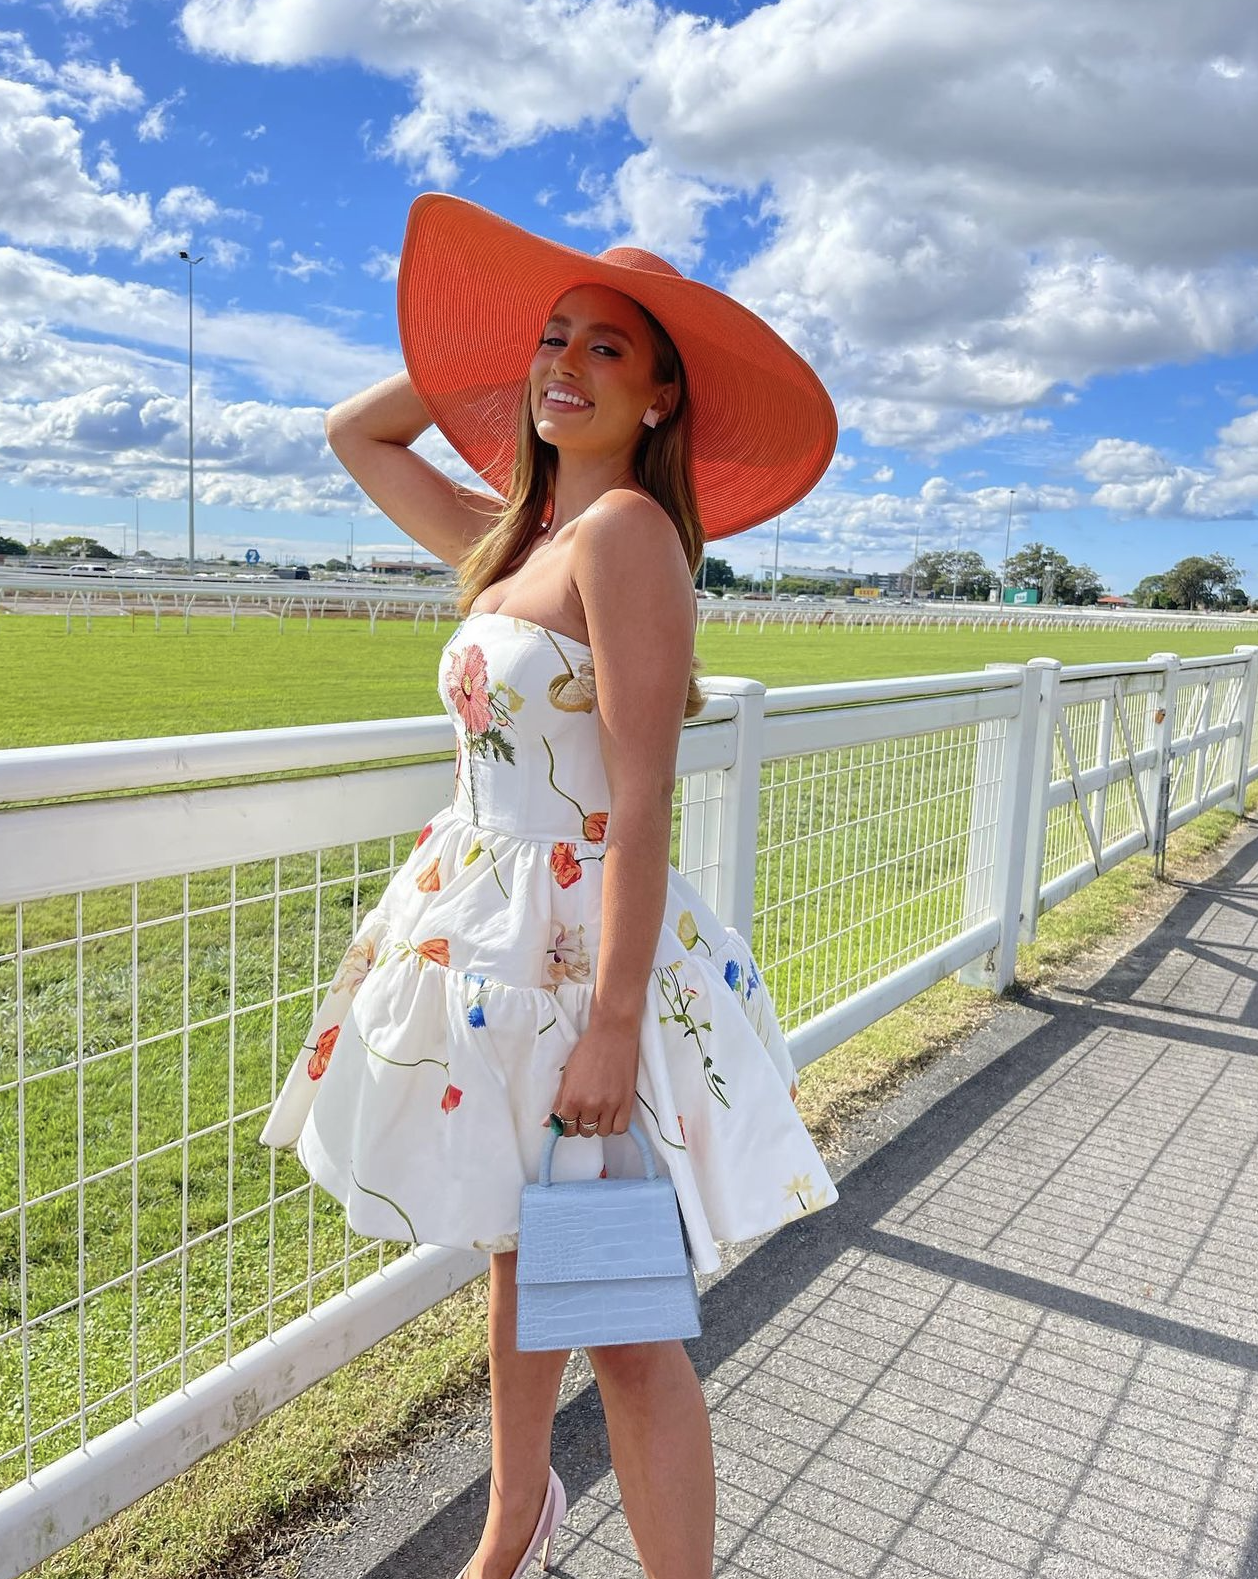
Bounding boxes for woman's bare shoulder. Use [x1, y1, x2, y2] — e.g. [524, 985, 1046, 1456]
[578, 486, 674, 531]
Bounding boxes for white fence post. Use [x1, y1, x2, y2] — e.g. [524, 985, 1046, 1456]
[682, 677, 767, 939]
[957, 662, 1045, 993]
[1147, 652, 1181, 877]
[1017, 657, 1063, 944]
[1228, 645, 1258, 813]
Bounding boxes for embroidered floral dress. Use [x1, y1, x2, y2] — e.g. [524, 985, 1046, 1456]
[258, 610, 838, 1274]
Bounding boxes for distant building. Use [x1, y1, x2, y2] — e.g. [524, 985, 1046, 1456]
[369, 559, 442, 576]
[779, 563, 907, 593]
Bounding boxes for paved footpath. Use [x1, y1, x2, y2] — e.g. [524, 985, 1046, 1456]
[291, 824, 1258, 1579]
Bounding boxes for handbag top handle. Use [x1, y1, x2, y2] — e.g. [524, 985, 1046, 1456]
[538, 1119, 658, 1187]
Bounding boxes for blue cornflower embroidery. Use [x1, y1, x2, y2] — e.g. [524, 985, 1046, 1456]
[467, 971, 488, 1027]
[723, 958, 741, 992]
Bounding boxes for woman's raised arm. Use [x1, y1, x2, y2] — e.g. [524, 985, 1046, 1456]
[324, 370, 503, 568]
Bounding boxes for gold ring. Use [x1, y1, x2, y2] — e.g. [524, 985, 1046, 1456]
[577, 1119, 599, 1134]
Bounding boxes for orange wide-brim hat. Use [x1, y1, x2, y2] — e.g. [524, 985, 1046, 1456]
[396, 192, 838, 541]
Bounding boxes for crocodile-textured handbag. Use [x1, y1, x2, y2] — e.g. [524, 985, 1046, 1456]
[516, 1120, 702, 1351]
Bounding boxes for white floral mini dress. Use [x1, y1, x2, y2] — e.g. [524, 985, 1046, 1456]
[258, 610, 838, 1274]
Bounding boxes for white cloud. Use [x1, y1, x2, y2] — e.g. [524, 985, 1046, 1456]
[157, 184, 239, 224]
[0, 245, 393, 403]
[766, 473, 1081, 567]
[137, 89, 186, 142]
[361, 246, 398, 281]
[271, 248, 339, 281]
[1078, 440, 1176, 485]
[564, 147, 730, 268]
[631, 0, 1258, 269]
[178, 0, 659, 182]
[0, 77, 153, 252]
[1078, 425, 1258, 520]
[871, 466, 894, 483]
[206, 236, 249, 270]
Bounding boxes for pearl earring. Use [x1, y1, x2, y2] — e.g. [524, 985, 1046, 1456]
[642, 408, 660, 429]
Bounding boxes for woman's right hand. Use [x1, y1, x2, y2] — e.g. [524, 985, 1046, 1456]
[324, 371, 501, 565]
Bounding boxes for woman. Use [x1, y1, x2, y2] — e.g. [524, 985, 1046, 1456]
[260, 193, 840, 1579]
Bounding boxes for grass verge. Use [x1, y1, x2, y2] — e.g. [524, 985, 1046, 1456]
[27, 783, 1258, 1579]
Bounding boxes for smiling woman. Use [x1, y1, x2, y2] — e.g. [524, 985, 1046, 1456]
[262, 190, 839, 1579]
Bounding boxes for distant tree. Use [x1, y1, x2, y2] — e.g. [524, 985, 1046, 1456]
[1003, 542, 1071, 596]
[904, 548, 994, 600]
[697, 554, 735, 590]
[1062, 563, 1104, 606]
[1132, 573, 1171, 608]
[0, 536, 27, 555]
[45, 535, 118, 559]
[1164, 554, 1242, 611]
[1225, 585, 1250, 610]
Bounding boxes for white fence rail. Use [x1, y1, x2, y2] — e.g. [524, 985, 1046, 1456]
[3, 646, 1258, 1576]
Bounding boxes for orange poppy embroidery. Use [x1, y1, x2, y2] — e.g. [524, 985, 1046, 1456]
[414, 822, 434, 850]
[416, 856, 442, 892]
[551, 843, 582, 888]
[441, 1083, 463, 1114]
[308, 1024, 339, 1080]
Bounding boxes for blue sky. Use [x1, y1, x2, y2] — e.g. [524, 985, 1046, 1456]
[2, 0, 1257, 589]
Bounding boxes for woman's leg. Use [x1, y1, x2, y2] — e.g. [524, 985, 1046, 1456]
[464, 1249, 570, 1579]
[587, 1339, 715, 1579]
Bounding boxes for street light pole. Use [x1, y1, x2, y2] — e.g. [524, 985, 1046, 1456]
[179, 250, 204, 576]
[999, 487, 1015, 605]
[772, 514, 781, 603]
[909, 516, 922, 600]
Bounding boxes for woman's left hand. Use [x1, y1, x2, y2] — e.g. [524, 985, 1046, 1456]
[549, 1020, 640, 1137]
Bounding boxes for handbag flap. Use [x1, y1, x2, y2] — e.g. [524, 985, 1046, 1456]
[516, 1176, 692, 1285]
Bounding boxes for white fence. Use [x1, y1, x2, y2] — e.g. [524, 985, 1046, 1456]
[2, 645, 1258, 1576]
[6, 569, 1258, 639]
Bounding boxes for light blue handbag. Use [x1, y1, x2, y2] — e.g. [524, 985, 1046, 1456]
[516, 1120, 702, 1351]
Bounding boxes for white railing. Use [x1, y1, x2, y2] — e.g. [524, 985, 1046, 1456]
[6, 570, 1258, 640]
[3, 646, 1258, 1576]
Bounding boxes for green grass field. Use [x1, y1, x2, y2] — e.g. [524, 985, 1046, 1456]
[1, 610, 1247, 749]
[4, 609, 1256, 1579]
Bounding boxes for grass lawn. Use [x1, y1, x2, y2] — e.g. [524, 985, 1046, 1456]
[5, 609, 1256, 1579]
[1, 609, 1249, 749]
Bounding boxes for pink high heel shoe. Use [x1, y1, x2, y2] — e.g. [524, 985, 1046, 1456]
[456, 1466, 567, 1578]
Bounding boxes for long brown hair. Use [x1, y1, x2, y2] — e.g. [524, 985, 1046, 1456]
[456, 297, 709, 720]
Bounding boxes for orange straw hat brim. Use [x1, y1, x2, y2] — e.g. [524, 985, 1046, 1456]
[396, 192, 837, 541]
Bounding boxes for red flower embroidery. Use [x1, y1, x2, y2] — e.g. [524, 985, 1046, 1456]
[441, 1083, 463, 1114]
[789, 1079, 798, 1105]
[447, 644, 492, 734]
[550, 842, 582, 888]
[416, 856, 441, 892]
[308, 1025, 339, 1080]
[598, 1165, 608, 1179]
[583, 811, 607, 842]
[414, 822, 433, 850]
[417, 937, 450, 966]
[678, 1114, 687, 1143]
